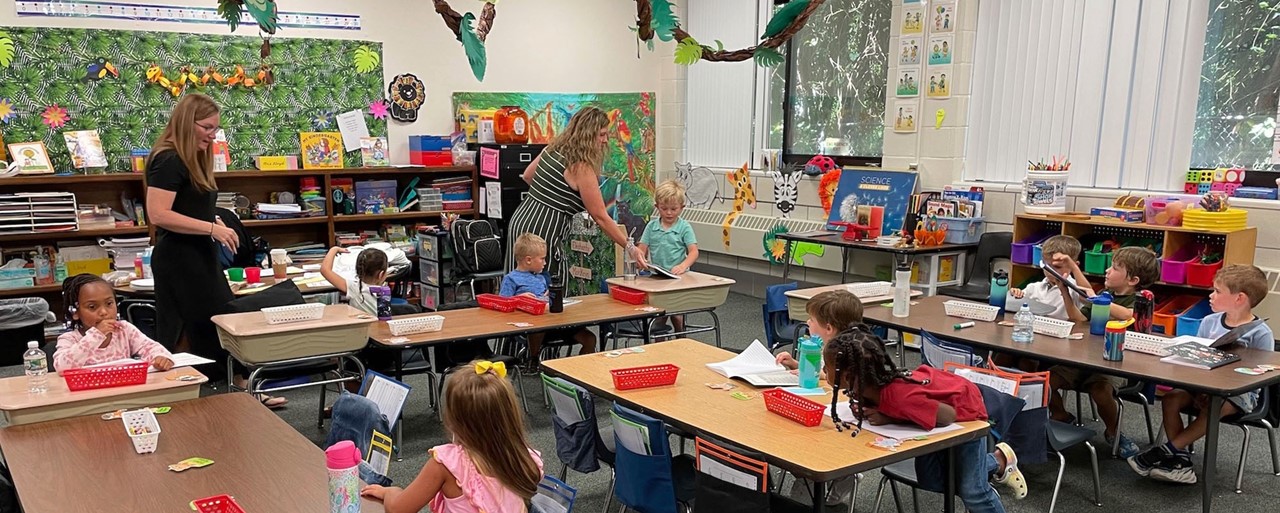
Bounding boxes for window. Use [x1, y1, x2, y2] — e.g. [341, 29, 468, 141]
[769, 0, 892, 164]
[1191, 0, 1280, 169]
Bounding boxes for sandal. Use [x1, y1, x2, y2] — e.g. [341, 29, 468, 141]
[256, 394, 288, 409]
[993, 442, 1028, 499]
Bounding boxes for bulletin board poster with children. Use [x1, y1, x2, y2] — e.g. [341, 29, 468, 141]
[825, 168, 919, 237]
[0, 26, 387, 173]
[452, 92, 657, 296]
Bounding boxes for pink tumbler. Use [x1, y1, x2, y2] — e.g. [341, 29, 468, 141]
[325, 441, 361, 513]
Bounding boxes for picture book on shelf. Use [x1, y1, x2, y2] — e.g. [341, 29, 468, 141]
[7, 142, 52, 174]
[299, 132, 344, 169]
[1160, 342, 1241, 370]
[360, 137, 390, 167]
[62, 130, 108, 169]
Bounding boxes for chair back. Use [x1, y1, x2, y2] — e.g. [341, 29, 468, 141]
[964, 232, 1013, 287]
[611, 404, 677, 513]
[531, 475, 577, 513]
[762, 282, 799, 350]
[692, 436, 770, 513]
[542, 375, 603, 473]
[920, 330, 984, 369]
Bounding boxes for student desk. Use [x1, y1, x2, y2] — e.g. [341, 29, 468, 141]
[115, 275, 339, 297]
[0, 367, 207, 426]
[0, 393, 384, 513]
[541, 338, 989, 513]
[777, 232, 976, 296]
[211, 305, 372, 396]
[862, 295, 1280, 513]
[605, 271, 735, 346]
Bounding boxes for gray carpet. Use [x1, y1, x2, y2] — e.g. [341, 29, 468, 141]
[54, 292, 1280, 512]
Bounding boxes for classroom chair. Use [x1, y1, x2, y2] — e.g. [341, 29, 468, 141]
[610, 404, 696, 513]
[532, 475, 579, 513]
[541, 374, 617, 513]
[1192, 384, 1280, 493]
[433, 341, 528, 417]
[919, 330, 985, 369]
[119, 299, 159, 343]
[936, 231, 1012, 302]
[598, 279, 668, 350]
[761, 282, 805, 352]
[691, 436, 809, 513]
[1069, 379, 1157, 457]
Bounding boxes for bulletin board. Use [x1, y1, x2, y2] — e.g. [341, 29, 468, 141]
[0, 26, 386, 172]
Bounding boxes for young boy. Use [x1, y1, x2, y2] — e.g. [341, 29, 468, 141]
[775, 290, 864, 372]
[639, 180, 698, 333]
[501, 233, 596, 364]
[993, 235, 1086, 372]
[1128, 264, 1274, 484]
[1048, 246, 1160, 458]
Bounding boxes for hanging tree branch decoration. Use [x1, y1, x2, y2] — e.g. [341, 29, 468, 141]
[637, 0, 826, 66]
[434, 0, 498, 81]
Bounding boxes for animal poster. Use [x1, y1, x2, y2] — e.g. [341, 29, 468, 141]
[896, 68, 920, 97]
[899, 36, 921, 66]
[933, 2, 958, 33]
[928, 35, 953, 66]
[893, 101, 918, 133]
[902, 7, 924, 34]
[451, 91, 655, 296]
[825, 168, 919, 237]
[926, 66, 953, 99]
[674, 162, 720, 209]
[769, 166, 802, 218]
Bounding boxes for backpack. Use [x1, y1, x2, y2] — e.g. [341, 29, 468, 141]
[450, 219, 503, 274]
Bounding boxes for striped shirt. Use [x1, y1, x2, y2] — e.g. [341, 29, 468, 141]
[527, 150, 586, 215]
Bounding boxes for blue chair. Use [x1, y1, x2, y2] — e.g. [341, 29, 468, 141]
[762, 282, 805, 352]
[610, 404, 695, 513]
[541, 375, 616, 512]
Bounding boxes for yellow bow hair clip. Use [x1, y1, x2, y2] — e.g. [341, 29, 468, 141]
[475, 360, 507, 378]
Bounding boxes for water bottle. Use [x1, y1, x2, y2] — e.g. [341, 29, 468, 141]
[325, 440, 361, 513]
[893, 261, 911, 318]
[1133, 290, 1154, 334]
[141, 247, 153, 279]
[797, 335, 823, 389]
[32, 252, 51, 285]
[989, 269, 1009, 309]
[1089, 292, 1112, 336]
[374, 286, 392, 321]
[23, 341, 47, 393]
[54, 251, 67, 283]
[622, 237, 637, 281]
[1012, 303, 1035, 343]
[549, 280, 565, 313]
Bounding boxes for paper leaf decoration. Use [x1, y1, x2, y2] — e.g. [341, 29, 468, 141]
[216, 0, 242, 32]
[0, 31, 13, 67]
[0, 99, 15, 124]
[763, 0, 811, 39]
[651, 0, 680, 42]
[353, 45, 380, 74]
[387, 73, 426, 122]
[244, 0, 279, 34]
[369, 100, 389, 120]
[754, 47, 783, 67]
[763, 224, 789, 264]
[674, 38, 703, 66]
[311, 111, 333, 130]
[459, 13, 488, 82]
[41, 105, 68, 129]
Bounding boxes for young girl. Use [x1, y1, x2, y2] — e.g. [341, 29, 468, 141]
[825, 327, 1026, 511]
[320, 246, 388, 315]
[361, 361, 544, 513]
[55, 274, 174, 372]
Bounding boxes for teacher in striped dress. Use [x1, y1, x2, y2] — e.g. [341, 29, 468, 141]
[506, 107, 648, 283]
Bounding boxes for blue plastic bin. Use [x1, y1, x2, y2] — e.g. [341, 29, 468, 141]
[938, 217, 985, 244]
[1175, 298, 1214, 337]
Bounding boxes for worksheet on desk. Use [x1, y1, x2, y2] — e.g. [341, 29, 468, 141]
[823, 402, 964, 439]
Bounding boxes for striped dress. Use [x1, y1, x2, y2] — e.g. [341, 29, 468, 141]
[506, 149, 587, 282]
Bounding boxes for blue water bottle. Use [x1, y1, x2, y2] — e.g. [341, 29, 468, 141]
[797, 335, 823, 390]
[374, 286, 393, 321]
[989, 269, 1009, 309]
[1088, 292, 1112, 336]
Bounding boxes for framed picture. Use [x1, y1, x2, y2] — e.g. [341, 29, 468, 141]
[7, 141, 53, 175]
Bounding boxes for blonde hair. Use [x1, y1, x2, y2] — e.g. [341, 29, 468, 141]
[544, 107, 609, 173]
[513, 233, 547, 262]
[1215, 264, 1268, 308]
[1041, 235, 1081, 261]
[654, 180, 686, 206]
[443, 364, 541, 500]
[1111, 246, 1160, 289]
[806, 290, 865, 332]
[148, 94, 219, 192]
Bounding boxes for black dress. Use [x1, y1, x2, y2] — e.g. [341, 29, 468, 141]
[146, 150, 234, 358]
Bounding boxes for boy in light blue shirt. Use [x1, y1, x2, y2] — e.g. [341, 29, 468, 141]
[639, 180, 699, 333]
[1128, 264, 1274, 484]
[501, 233, 596, 365]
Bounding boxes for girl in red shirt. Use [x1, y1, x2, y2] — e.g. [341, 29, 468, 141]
[823, 326, 1027, 511]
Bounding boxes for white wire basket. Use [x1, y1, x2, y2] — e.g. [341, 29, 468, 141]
[122, 409, 161, 454]
[261, 303, 325, 325]
[1032, 317, 1075, 339]
[846, 281, 892, 299]
[942, 300, 1001, 322]
[1124, 331, 1180, 357]
[387, 315, 445, 336]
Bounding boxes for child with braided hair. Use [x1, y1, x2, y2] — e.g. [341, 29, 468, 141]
[55, 273, 173, 372]
[824, 327, 1027, 510]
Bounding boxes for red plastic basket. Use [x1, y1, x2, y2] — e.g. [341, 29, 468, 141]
[609, 286, 647, 305]
[192, 495, 246, 513]
[61, 362, 148, 391]
[514, 296, 548, 315]
[1186, 258, 1223, 288]
[476, 293, 518, 313]
[763, 388, 825, 427]
[610, 364, 680, 390]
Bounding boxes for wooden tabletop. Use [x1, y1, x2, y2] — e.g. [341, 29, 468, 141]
[211, 304, 373, 337]
[369, 294, 665, 347]
[605, 271, 735, 293]
[0, 367, 207, 411]
[541, 339, 988, 482]
[116, 275, 337, 297]
[778, 232, 977, 255]
[862, 295, 1280, 396]
[786, 282, 924, 302]
[0, 393, 383, 513]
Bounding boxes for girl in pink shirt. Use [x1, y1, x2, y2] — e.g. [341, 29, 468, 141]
[361, 361, 543, 513]
[54, 274, 173, 372]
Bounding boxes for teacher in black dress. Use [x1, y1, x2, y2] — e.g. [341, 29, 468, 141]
[144, 94, 286, 407]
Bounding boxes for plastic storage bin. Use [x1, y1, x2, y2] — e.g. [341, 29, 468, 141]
[609, 286, 647, 305]
[1152, 296, 1202, 335]
[62, 362, 149, 391]
[1083, 242, 1114, 275]
[387, 315, 445, 335]
[1145, 195, 1197, 226]
[763, 388, 826, 427]
[1159, 248, 1199, 284]
[938, 217, 985, 244]
[476, 293, 518, 312]
[1012, 232, 1052, 265]
[1175, 298, 1214, 337]
[192, 495, 246, 513]
[122, 408, 161, 454]
[1186, 258, 1223, 288]
[610, 364, 680, 390]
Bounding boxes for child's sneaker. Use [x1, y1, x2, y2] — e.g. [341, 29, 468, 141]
[1149, 451, 1197, 484]
[992, 442, 1028, 499]
[1106, 433, 1140, 459]
[1127, 444, 1173, 477]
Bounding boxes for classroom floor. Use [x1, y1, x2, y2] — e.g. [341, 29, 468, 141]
[12, 291, 1280, 512]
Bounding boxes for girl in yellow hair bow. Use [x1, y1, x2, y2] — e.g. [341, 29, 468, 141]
[475, 360, 507, 378]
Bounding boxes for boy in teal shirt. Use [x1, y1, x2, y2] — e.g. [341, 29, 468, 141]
[639, 180, 699, 333]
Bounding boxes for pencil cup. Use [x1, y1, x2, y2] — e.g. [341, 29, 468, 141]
[227, 267, 245, 282]
[122, 409, 161, 454]
[244, 266, 261, 284]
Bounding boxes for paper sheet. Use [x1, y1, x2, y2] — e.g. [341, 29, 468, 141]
[485, 182, 502, 219]
[168, 352, 215, 368]
[611, 414, 651, 454]
[361, 371, 411, 428]
[548, 388, 586, 424]
[698, 455, 762, 491]
[336, 109, 370, 150]
[822, 402, 965, 439]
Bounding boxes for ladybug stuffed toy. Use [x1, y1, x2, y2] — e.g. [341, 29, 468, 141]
[803, 155, 838, 176]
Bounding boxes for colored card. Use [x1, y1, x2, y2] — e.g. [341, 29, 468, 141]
[902, 7, 924, 34]
[928, 35, 954, 66]
[899, 36, 921, 66]
[896, 68, 920, 97]
[926, 66, 953, 99]
[893, 101, 918, 133]
[932, 1, 958, 33]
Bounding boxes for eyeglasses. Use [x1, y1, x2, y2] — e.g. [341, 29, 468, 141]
[195, 122, 220, 133]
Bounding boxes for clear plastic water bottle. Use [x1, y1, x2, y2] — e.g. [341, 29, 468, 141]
[54, 251, 67, 283]
[622, 237, 637, 281]
[1012, 303, 1035, 343]
[892, 261, 911, 318]
[23, 341, 47, 393]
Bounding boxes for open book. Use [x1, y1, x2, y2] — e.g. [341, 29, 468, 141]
[647, 265, 680, 280]
[705, 340, 799, 387]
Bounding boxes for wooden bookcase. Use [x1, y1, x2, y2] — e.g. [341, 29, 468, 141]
[0, 165, 478, 302]
[1011, 214, 1257, 293]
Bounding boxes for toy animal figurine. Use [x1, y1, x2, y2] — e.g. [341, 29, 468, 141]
[674, 162, 722, 209]
[770, 164, 803, 218]
[722, 162, 757, 248]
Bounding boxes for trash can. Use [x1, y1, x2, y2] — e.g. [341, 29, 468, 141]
[0, 298, 50, 366]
